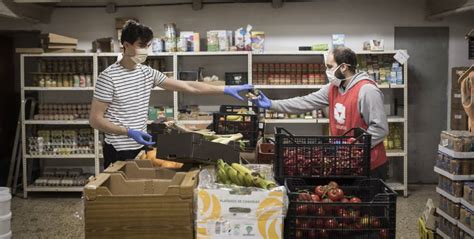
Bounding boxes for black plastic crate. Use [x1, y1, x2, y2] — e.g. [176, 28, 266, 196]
[212, 113, 259, 148]
[219, 105, 260, 114]
[285, 178, 397, 239]
[274, 127, 371, 182]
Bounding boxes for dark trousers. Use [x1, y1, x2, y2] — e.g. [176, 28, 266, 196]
[103, 143, 143, 169]
[371, 161, 389, 181]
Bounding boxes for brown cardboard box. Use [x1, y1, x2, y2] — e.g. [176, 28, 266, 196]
[84, 161, 198, 239]
[452, 90, 463, 110]
[103, 160, 180, 179]
[451, 109, 468, 130]
[452, 67, 469, 90]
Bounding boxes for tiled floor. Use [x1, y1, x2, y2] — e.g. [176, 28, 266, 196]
[9, 184, 438, 238]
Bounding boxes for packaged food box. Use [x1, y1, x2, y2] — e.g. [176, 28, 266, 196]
[437, 216, 460, 239]
[439, 195, 460, 219]
[436, 152, 474, 175]
[464, 182, 474, 205]
[460, 206, 474, 231]
[438, 175, 464, 197]
[195, 166, 287, 239]
[441, 130, 474, 152]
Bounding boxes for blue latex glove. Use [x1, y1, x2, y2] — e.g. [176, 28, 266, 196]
[224, 84, 254, 101]
[251, 91, 272, 109]
[127, 129, 155, 146]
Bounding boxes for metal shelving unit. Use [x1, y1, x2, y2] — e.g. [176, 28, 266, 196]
[20, 50, 409, 197]
[20, 53, 100, 198]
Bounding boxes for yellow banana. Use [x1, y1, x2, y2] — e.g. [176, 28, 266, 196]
[231, 163, 253, 175]
[226, 166, 239, 185]
[237, 171, 246, 186]
[232, 163, 266, 180]
[217, 167, 229, 184]
[253, 177, 277, 189]
[226, 115, 243, 121]
[244, 173, 255, 187]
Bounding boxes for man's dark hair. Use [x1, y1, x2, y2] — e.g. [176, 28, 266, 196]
[120, 20, 154, 46]
[332, 47, 357, 73]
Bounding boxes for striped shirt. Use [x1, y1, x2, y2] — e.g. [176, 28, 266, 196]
[93, 62, 167, 151]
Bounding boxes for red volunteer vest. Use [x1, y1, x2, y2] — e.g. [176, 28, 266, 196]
[328, 80, 387, 170]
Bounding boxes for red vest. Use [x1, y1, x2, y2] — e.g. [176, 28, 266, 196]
[328, 80, 387, 170]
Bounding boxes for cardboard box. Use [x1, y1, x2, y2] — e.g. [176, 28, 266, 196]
[452, 67, 469, 90]
[103, 160, 181, 179]
[451, 90, 463, 110]
[195, 168, 287, 239]
[421, 198, 437, 231]
[84, 162, 199, 239]
[451, 109, 468, 130]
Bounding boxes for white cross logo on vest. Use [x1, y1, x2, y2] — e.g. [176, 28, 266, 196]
[334, 103, 346, 125]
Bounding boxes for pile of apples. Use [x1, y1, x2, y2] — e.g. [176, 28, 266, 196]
[282, 138, 366, 177]
[293, 181, 389, 239]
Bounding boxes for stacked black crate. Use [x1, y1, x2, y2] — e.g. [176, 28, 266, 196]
[274, 127, 397, 239]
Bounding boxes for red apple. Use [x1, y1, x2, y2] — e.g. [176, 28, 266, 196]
[379, 229, 389, 239]
[308, 230, 317, 239]
[371, 218, 381, 228]
[315, 219, 324, 228]
[298, 192, 312, 201]
[325, 218, 337, 229]
[354, 222, 363, 230]
[315, 206, 325, 216]
[319, 229, 329, 238]
[314, 185, 326, 197]
[350, 197, 362, 203]
[295, 230, 303, 239]
[311, 194, 321, 202]
[341, 198, 350, 203]
[296, 204, 308, 215]
[328, 188, 344, 201]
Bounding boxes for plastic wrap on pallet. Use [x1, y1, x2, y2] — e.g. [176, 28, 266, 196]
[195, 166, 288, 239]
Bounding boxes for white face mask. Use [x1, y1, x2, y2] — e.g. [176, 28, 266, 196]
[326, 64, 345, 87]
[130, 48, 148, 64]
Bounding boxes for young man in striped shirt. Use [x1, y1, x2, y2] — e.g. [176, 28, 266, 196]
[90, 21, 252, 168]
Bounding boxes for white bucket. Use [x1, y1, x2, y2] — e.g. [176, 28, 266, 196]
[0, 231, 11, 239]
[0, 188, 11, 217]
[0, 213, 11, 236]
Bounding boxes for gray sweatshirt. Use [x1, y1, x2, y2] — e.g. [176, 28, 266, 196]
[270, 72, 389, 147]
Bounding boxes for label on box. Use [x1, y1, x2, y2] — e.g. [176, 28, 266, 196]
[454, 93, 461, 99]
[196, 187, 286, 239]
[455, 114, 463, 120]
[196, 217, 283, 239]
[394, 50, 410, 65]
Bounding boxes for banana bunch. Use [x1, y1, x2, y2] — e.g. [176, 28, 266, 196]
[216, 159, 277, 190]
[220, 107, 257, 122]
